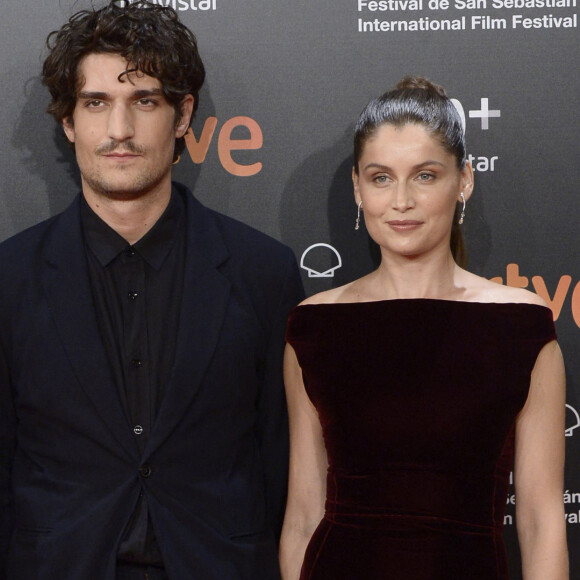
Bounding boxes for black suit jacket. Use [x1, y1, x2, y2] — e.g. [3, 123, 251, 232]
[0, 183, 304, 579]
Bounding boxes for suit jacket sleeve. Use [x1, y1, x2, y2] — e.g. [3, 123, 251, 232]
[257, 249, 304, 539]
[0, 334, 15, 580]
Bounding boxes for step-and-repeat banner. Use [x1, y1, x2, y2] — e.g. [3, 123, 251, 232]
[1, 1, 578, 576]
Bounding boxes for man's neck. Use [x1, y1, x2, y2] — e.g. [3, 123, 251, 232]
[82, 186, 173, 245]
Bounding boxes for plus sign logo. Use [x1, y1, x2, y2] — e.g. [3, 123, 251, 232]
[451, 97, 502, 133]
[469, 98, 501, 130]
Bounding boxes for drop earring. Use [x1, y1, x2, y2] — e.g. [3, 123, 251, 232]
[355, 201, 363, 231]
[458, 192, 466, 225]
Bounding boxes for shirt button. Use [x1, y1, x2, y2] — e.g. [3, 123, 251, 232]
[127, 247, 137, 256]
[139, 464, 152, 478]
[133, 425, 143, 435]
[131, 359, 143, 368]
[128, 291, 139, 300]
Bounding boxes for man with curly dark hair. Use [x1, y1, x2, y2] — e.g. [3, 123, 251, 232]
[0, 2, 303, 579]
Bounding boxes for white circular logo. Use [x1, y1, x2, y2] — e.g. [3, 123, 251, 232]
[300, 243, 342, 278]
[566, 404, 580, 437]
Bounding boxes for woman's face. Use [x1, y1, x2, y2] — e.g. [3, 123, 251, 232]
[353, 123, 473, 261]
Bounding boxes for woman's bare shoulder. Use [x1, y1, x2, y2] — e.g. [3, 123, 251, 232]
[298, 282, 359, 306]
[460, 270, 548, 307]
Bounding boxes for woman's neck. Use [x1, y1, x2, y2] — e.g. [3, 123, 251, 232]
[360, 248, 468, 301]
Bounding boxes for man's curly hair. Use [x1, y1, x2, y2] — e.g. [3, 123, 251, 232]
[42, 0, 205, 160]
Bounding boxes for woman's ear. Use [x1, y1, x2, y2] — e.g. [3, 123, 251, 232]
[352, 166, 361, 205]
[461, 160, 474, 202]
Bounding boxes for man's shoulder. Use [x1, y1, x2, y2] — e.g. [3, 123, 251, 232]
[179, 185, 302, 304]
[0, 195, 80, 273]
[198, 205, 305, 313]
[0, 213, 62, 263]
[178, 183, 293, 263]
[210, 208, 291, 258]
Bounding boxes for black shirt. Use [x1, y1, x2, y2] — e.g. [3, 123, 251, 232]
[81, 190, 186, 565]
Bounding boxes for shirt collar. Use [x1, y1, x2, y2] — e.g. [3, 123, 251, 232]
[81, 188, 184, 270]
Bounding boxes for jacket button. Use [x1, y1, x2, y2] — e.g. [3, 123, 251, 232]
[139, 464, 152, 478]
[133, 425, 143, 435]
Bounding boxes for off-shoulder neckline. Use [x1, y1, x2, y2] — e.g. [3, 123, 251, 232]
[294, 297, 551, 311]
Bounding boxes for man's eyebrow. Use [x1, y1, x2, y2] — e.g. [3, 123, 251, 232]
[77, 88, 164, 100]
[78, 91, 109, 100]
[132, 88, 164, 98]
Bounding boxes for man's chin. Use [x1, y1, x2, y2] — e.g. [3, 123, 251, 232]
[82, 176, 166, 202]
[95, 188, 152, 201]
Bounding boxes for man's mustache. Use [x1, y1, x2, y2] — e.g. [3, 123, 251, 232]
[96, 141, 146, 155]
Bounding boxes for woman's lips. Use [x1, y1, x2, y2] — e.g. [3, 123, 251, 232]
[386, 220, 423, 231]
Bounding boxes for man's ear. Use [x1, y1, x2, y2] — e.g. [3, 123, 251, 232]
[62, 116, 75, 143]
[175, 95, 194, 138]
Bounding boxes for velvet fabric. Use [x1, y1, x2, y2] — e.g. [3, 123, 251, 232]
[285, 299, 556, 580]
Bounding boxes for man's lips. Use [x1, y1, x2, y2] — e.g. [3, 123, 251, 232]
[103, 152, 141, 160]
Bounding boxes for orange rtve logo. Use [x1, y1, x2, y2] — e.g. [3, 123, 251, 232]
[492, 263, 580, 327]
[184, 116, 263, 177]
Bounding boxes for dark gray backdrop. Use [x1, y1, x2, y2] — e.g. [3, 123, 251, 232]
[1, 1, 578, 577]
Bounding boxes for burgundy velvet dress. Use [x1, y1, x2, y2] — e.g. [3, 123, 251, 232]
[285, 299, 556, 580]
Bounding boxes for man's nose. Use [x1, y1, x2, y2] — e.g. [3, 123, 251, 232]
[107, 104, 135, 142]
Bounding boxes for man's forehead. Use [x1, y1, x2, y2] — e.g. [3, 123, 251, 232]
[77, 53, 162, 89]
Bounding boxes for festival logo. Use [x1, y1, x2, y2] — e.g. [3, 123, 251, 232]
[300, 244, 343, 278]
[566, 404, 580, 437]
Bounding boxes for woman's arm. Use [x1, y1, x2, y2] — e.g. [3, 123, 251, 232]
[514, 340, 568, 579]
[279, 344, 328, 580]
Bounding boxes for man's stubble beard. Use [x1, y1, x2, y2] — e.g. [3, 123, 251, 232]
[79, 139, 173, 202]
[81, 163, 171, 202]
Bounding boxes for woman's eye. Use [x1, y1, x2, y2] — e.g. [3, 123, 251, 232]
[418, 173, 434, 181]
[374, 175, 388, 184]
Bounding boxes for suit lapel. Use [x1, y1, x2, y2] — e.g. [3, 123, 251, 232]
[41, 196, 137, 460]
[146, 187, 231, 453]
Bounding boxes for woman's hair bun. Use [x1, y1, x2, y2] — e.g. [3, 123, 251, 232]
[394, 76, 447, 98]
